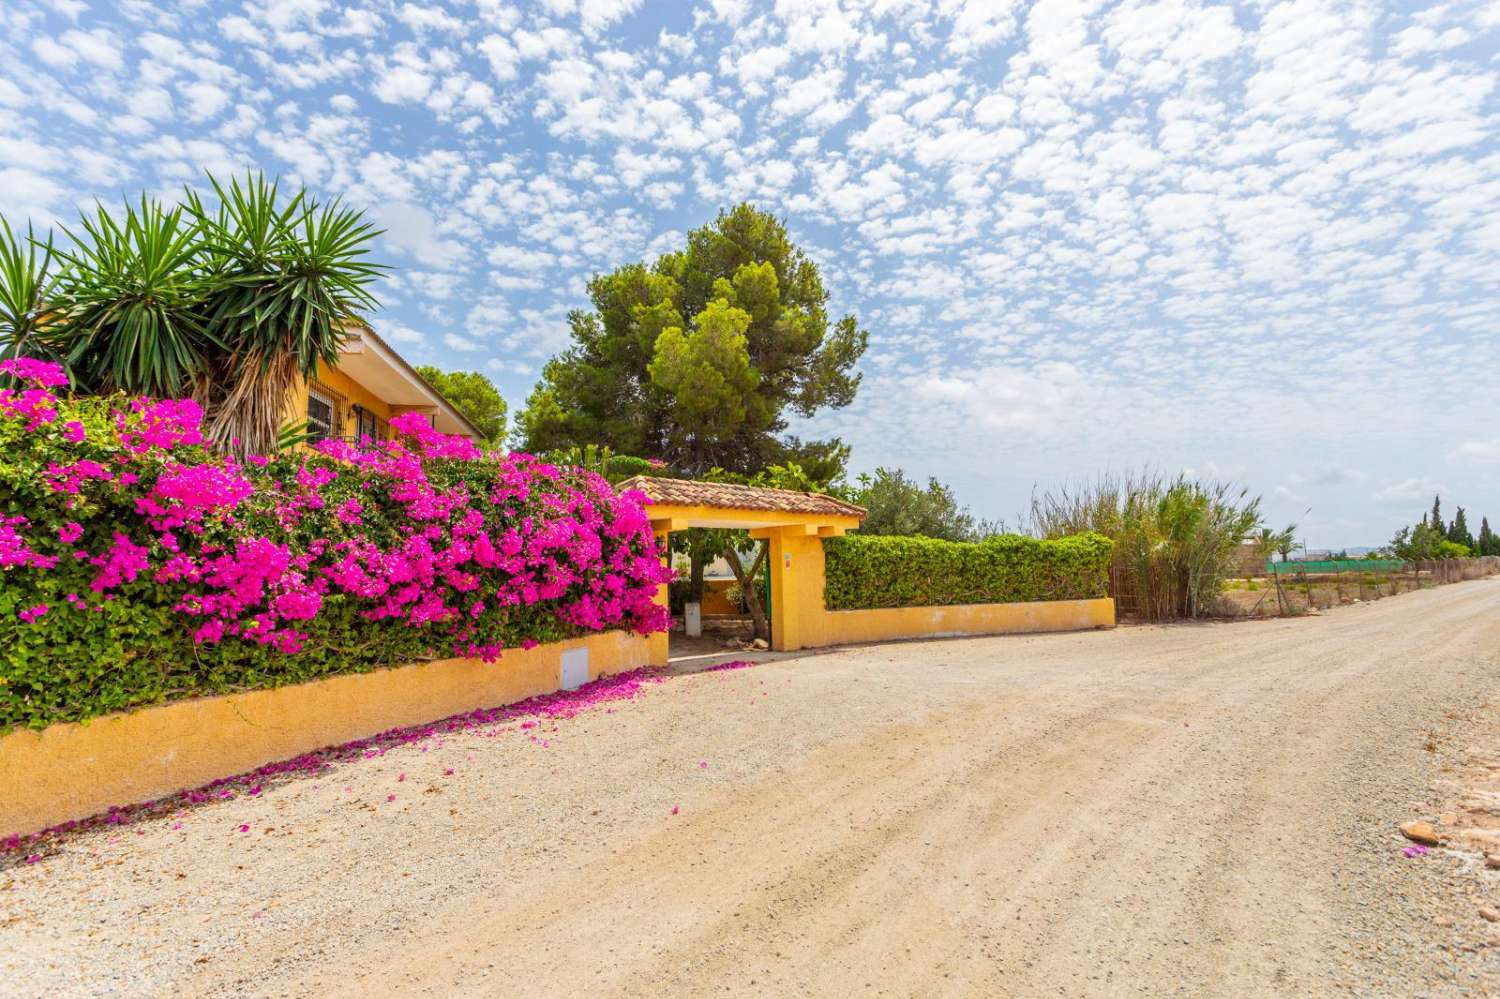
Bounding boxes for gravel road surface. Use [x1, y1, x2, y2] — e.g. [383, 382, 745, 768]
[4, 579, 1500, 997]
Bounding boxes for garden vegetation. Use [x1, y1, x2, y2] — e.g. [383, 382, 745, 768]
[0, 359, 670, 732]
[0, 174, 383, 457]
[822, 533, 1113, 611]
[1029, 471, 1268, 621]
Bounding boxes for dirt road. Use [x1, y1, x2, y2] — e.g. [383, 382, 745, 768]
[6, 580, 1500, 997]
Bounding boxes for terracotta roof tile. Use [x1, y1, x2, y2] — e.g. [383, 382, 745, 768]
[616, 475, 866, 520]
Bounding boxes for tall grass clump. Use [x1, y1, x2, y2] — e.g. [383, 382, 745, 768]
[1029, 470, 1264, 620]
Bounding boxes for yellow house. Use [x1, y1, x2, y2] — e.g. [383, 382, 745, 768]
[285, 323, 483, 443]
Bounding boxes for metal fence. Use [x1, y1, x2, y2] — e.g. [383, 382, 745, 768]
[1265, 559, 1405, 575]
[1266, 556, 1499, 579]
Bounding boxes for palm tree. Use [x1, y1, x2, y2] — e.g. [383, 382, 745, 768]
[0, 172, 384, 456]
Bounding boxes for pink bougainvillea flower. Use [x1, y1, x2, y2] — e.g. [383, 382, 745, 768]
[0, 357, 68, 387]
[386, 793, 396, 803]
[18, 603, 48, 623]
[238, 824, 250, 833]
[671, 806, 680, 815]
[442, 768, 454, 776]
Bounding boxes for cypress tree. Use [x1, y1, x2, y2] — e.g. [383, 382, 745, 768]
[1480, 517, 1497, 557]
[1451, 507, 1474, 550]
[1430, 495, 1444, 536]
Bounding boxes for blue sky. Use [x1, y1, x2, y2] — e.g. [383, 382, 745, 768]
[5, 0, 1499, 546]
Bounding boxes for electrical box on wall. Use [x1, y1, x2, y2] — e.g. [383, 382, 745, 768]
[559, 648, 590, 691]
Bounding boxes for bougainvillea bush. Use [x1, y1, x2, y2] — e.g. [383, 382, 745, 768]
[0, 359, 671, 731]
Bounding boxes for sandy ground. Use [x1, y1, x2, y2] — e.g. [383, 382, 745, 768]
[5, 579, 1500, 997]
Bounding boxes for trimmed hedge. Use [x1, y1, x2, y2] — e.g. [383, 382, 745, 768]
[822, 532, 1114, 610]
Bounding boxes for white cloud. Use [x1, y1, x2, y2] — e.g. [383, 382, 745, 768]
[6, 0, 1499, 541]
[915, 362, 1086, 430]
[373, 65, 433, 104]
[182, 82, 230, 121]
[1451, 440, 1500, 464]
[1375, 478, 1446, 507]
[372, 202, 469, 269]
[444, 332, 484, 351]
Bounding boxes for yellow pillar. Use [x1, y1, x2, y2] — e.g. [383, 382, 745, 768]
[648, 528, 671, 666]
[766, 527, 827, 652]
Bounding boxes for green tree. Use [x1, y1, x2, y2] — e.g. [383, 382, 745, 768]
[1429, 495, 1444, 537]
[1437, 538, 1472, 559]
[514, 204, 866, 477]
[1392, 521, 1445, 560]
[1253, 525, 1297, 563]
[415, 365, 507, 447]
[517, 205, 867, 625]
[1449, 506, 1474, 550]
[851, 467, 985, 541]
[646, 297, 764, 465]
[1478, 517, 1497, 557]
[0, 218, 56, 363]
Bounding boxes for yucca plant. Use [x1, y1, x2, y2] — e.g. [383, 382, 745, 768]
[185, 173, 385, 454]
[47, 196, 215, 399]
[0, 172, 384, 456]
[0, 217, 58, 369]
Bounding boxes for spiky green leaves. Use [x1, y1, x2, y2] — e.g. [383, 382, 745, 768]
[0, 172, 385, 456]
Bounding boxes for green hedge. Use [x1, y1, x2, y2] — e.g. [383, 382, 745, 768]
[822, 532, 1114, 610]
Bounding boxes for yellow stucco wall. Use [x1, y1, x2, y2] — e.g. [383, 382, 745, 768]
[818, 597, 1117, 646]
[701, 579, 739, 616]
[649, 529, 672, 667]
[0, 630, 663, 838]
[754, 525, 1115, 651]
[285, 361, 398, 438]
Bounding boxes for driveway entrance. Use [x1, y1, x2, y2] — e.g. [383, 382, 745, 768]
[615, 475, 866, 657]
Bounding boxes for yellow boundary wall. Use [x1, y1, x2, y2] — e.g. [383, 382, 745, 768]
[819, 598, 1116, 646]
[0, 630, 660, 838]
[760, 528, 1114, 650]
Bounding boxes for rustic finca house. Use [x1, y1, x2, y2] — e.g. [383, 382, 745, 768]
[288, 324, 481, 443]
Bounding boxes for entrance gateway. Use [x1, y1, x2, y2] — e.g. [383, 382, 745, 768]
[615, 476, 867, 657]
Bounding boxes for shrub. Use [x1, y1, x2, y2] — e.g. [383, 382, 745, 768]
[1030, 471, 1264, 620]
[822, 532, 1113, 611]
[0, 359, 671, 731]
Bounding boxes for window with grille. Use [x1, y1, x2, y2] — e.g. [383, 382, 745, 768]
[306, 386, 337, 442]
[354, 406, 380, 442]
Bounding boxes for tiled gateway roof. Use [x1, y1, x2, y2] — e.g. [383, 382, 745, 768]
[616, 475, 867, 520]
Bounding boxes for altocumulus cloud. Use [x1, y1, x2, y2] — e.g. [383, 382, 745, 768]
[2, 0, 1498, 544]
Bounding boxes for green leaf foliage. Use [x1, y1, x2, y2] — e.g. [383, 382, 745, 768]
[851, 466, 988, 541]
[5, 172, 385, 457]
[415, 365, 507, 446]
[647, 297, 764, 453]
[0, 394, 650, 732]
[515, 204, 866, 478]
[823, 533, 1114, 611]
